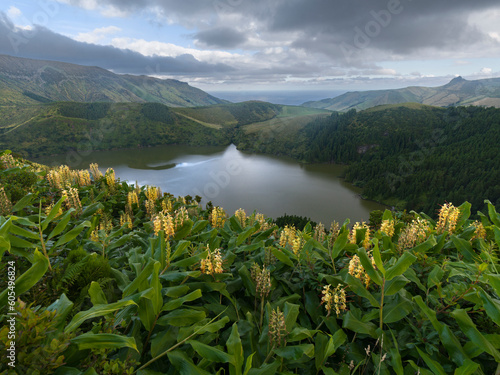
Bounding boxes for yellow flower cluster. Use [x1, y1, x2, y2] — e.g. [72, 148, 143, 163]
[105, 168, 116, 190]
[44, 202, 63, 218]
[211, 207, 226, 228]
[90, 216, 114, 241]
[470, 220, 487, 241]
[251, 263, 272, 299]
[62, 187, 82, 212]
[174, 206, 189, 229]
[398, 217, 430, 251]
[0, 153, 18, 169]
[235, 208, 247, 228]
[161, 199, 173, 213]
[145, 186, 161, 218]
[321, 284, 347, 315]
[200, 246, 224, 275]
[279, 225, 296, 248]
[120, 213, 133, 229]
[380, 219, 395, 237]
[0, 186, 12, 216]
[89, 163, 103, 180]
[348, 255, 372, 287]
[292, 236, 303, 256]
[314, 223, 326, 242]
[436, 202, 460, 234]
[328, 221, 340, 249]
[153, 212, 175, 239]
[269, 306, 287, 348]
[349, 222, 371, 249]
[47, 166, 91, 190]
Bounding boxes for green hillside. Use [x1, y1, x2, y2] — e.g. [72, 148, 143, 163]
[303, 76, 500, 111]
[0, 54, 227, 107]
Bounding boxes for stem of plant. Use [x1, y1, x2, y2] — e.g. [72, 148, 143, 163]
[379, 278, 385, 330]
[38, 202, 52, 271]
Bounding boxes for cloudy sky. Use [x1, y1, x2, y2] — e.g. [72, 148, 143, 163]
[1, 0, 500, 99]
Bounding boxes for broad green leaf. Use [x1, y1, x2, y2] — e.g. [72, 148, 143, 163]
[385, 275, 409, 296]
[372, 239, 385, 276]
[171, 240, 191, 262]
[345, 273, 380, 308]
[11, 193, 34, 213]
[139, 289, 156, 331]
[0, 249, 49, 306]
[243, 353, 255, 375]
[274, 344, 314, 360]
[284, 302, 300, 332]
[170, 249, 208, 268]
[389, 330, 404, 375]
[383, 293, 413, 324]
[342, 311, 377, 338]
[411, 235, 437, 254]
[162, 289, 202, 311]
[9, 223, 39, 240]
[451, 236, 480, 263]
[72, 333, 138, 352]
[160, 270, 201, 283]
[167, 350, 211, 375]
[236, 225, 257, 246]
[479, 288, 500, 326]
[65, 299, 137, 333]
[331, 231, 349, 260]
[416, 347, 446, 375]
[247, 360, 281, 375]
[191, 220, 209, 234]
[88, 281, 107, 306]
[173, 219, 193, 240]
[156, 309, 206, 327]
[486, 200, 500, 227]
[456, 202, 472, 229]
[271, 247, 294, 267]
[487, 274, 500, 297]
[41, 196, 65, 231]
[52, 221, 91, 249]
[454, 359, 480, 375]
[227, 323, 243, 375]
[80, 202, 104, 219]
[47, 293, 74, 330]
[189, 340, 233, 363]
[122, 259, 155, 297]
[385, 252, 417, 281]
[357, 248, 383, 285]
[451, 308, 500, 361]
[47, 210, 73, 240]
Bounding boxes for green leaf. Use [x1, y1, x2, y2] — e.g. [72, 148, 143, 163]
[191, 220, 209, 234]
[331, 232, 349, 260]
[416, 347, 447, 375]
[41, 196, 65, 231]
[72, 333, 138, 352]
[167, 350, 211, 375]
[479, 288, 500, 326]
[236, 225, 257, 246]
[454, 359, 480, 375]
[342, 311, 377, 338]
[247, 360, 281, 375]
[173, 219, 194, 240]
[345, 273, 380, 308]
[411, 235, 437, 254]
[65, 299, 137, 333]
[385, 252, 417, 281]
[52, 221, 91, 249]
[11, 193, 34, 213]
[189, 340, 233, 363]
[382, 293, 413, 324]
[427, 265, 444, 289]
[271, 247, 294, 267]
[88, 281, 107, 306]
[385, 275, 409, 296]
[451, 309, 500, 362]
[46, 293, 74, 330]
[357, 248, 383, 285]
[243, 353, 255, 375]
[47, 210, 73, 240]
[456, 202, 471, 229]
[451, 236, 480, 263]
[389, 330, 404, 375]
[171, 241, 191, 262]
[156, 309, 206, 327]
[80, 202, 104, 219]
[227, 323, 244, 375]
[0, 249, 49, 306]
[274, 344, 314, 360]
[372, 239, 385, 276]
[485, 200, 500, 227]
[162, 289, 202, 311]
[123, 259, 155, 297]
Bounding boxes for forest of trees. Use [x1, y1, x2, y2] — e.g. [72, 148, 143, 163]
[300, 105, 500, 214]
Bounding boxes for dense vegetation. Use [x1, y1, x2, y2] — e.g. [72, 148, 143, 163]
[1, 151, 500, 374]
[299, 104, 500, 214]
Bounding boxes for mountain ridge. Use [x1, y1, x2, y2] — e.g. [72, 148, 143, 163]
[0, 54, 227, 107]
[302, 76, 500, 111]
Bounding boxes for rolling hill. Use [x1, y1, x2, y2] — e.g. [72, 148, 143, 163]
[0, 54, 226, 107]
[302, 76, 500, 111]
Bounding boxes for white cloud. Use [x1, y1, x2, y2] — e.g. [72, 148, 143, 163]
[6, 6, 22, 19]
[480, 67, 493, 75]
[75, 26, 122, 44]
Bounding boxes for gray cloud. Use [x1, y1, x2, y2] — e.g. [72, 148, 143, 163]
[194, 27, 247, 49]
[0, 13, 233, 76]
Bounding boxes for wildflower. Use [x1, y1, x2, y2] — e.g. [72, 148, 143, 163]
[314, 223, 326, 242]
[211, 207, 226, 228]
[0, 186, 12, 216]
[120, 213, 133, 229]
[251, 263, 272, 299]
[328, 221, 340, 249]
[348, 255, 371, 287]
[105, 168, 116, 191]
[380, 219, 395, 237]
[62, 187, 82, 212]
[470, 220, 486, 240]
[77, 170, 91, 187]
[235, 208, 247, 228]
[398, 217, 430, 250]
[163, 214, 175, 239]
[349, 222, 370, 249]
[200, 246, 224, 276]
[436, 202, 460, 234]
[322, 284, 347, 315]
[127, 191, 139, 210]
[89, 163, 103, 180]
[292, 236, 302, 256]
[174, 206, 189, 229]
[44, 202, 62, 218]
[269, 307, 287, 348]
[279, 225, 296, 247]
[0, 153, 18, 169]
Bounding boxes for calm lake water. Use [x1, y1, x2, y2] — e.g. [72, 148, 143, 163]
[36, 144, 386, 224]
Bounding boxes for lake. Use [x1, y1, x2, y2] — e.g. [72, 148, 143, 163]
[36, 144, 387, 225]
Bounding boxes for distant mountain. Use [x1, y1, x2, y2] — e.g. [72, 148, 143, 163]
[0, 54, 226, 107]
[302, 76, 500, 111]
